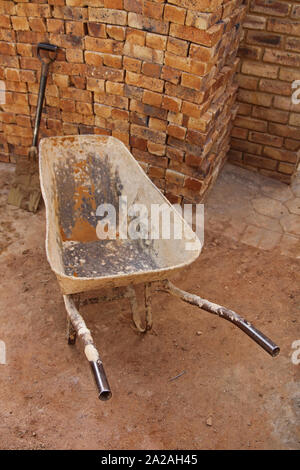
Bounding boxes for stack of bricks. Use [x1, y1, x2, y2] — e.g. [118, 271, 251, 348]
[0, 0, 246, 204]
[230, 0, 300, 184]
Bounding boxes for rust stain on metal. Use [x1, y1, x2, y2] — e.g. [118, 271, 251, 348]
[52, 145, 159, 277]
[54, 151, 123, 244]
[64, 218, 98, 243]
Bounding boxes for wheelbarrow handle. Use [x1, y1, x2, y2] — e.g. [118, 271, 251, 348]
[63, 295, 112, 401]
[156, 281, 280, 357]
[37, 43, 58, 63]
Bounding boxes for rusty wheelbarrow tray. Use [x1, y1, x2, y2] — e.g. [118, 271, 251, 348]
[39, 135, 280, 401]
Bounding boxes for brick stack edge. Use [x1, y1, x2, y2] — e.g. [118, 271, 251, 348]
[0, 0, 246, 204]
[230, 0, 300, 184]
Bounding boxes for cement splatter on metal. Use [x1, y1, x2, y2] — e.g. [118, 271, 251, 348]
[62, 239, 158, 278]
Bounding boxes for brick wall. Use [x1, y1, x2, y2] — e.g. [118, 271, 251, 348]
[0, 0, 246, 203]
[230, 0, 300, 183]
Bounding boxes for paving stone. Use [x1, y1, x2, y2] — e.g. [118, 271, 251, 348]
[244, 210, 283, 233]
[279, 234, 300, 259]
[280, 213, 300, 236]
[291, 183, 300, 198]
[223, 220, 247, 242]
[261, 183, 293, 202]
[291, 172, 300, 198]
[258, 230, 282, 251]
[206, 192, 253, 218]
[205, 213, 231, 233]
[285, 197, 300, 215]
[252, 197, 288, 219]
[206, 164, 300, 258]
[240, 225, 264, 248]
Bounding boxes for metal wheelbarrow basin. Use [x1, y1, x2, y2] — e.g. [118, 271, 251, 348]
[39, 135, 280, 401]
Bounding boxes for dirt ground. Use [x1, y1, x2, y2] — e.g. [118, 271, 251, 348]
[0, 163, 299, 450]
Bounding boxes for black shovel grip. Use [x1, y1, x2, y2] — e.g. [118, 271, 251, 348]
[37, 43, 58, 63]
[38, 43, 58, 53]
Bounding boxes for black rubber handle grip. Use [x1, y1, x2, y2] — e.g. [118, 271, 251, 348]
[37, 43, 58, 53]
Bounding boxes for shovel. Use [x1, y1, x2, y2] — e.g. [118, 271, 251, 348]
[8, 43, 58, 213]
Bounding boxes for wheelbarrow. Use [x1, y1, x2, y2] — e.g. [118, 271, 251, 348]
[39, 135, 280, 401]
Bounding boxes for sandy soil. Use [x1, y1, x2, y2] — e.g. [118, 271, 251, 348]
[0, 164, 299, 450]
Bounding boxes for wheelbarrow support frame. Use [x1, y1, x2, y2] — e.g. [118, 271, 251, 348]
[63, 280, 279, 401]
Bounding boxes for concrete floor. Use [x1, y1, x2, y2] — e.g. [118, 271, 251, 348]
[206, 164, 300, 259]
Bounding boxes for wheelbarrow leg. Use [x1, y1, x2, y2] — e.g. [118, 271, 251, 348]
[67, 294, 79, 345]
[156, 280, 280, 357]
[63, 294, 112, 401]
[144, 282, 153, 331]
[125, 283, 153, 333]
[67, 317, 77, 345]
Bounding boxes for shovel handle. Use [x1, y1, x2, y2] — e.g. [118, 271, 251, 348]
[31, 43, 58, 148]
[37, 43, 58, 64]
